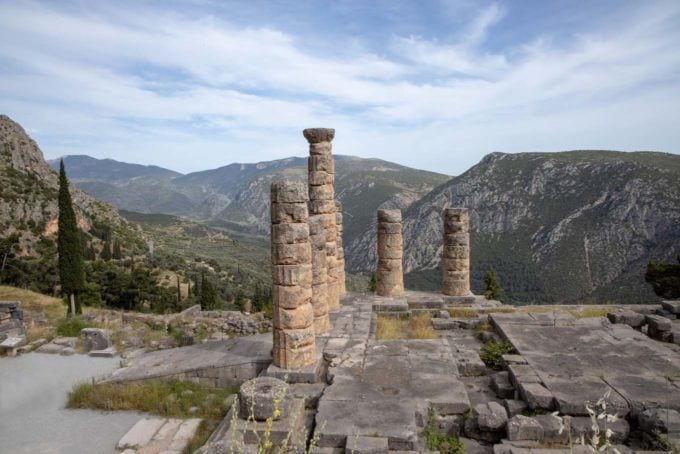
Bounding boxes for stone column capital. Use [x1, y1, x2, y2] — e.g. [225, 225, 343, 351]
[303, 128, 335, 144]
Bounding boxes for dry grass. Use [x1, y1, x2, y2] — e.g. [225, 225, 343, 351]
[376, 313, 436, 340]
[523, 306, 554, 313]
[480, 307, 516, 314]
[568, 307, 613, 319]
[0, 285, 64, 323]
[448, 308, 478, 318]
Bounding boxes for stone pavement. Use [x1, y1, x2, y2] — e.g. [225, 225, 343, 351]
[491, 311, 680, 415]
[117, 417, 202, 453]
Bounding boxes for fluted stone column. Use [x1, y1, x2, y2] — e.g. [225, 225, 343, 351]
[376, 209, 404, 297]
[442, 208, 471, 296]
[308, 215, 330, 334]
[335, 200, 346, 296]
[270, 181, 316, 369]
[304, 128, 340, 312]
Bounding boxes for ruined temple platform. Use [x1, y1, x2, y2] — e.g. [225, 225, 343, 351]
[104, 292, 680, 452]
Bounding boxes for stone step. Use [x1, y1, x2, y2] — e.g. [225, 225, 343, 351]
[117, 417, 202, 453]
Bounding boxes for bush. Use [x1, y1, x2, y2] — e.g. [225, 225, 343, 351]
[55, 317, 93, 337]
[479, 340, 515, 370]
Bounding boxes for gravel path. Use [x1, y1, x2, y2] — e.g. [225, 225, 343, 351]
[0, 353, 143, 454]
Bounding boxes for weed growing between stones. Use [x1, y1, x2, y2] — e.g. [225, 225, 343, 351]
[479, 340, 515, 370]
[227, 379, 323, 453]
[424, 407, 465, 454]
[573, 389, 621, 453]
[448, 308, 478, 318]
[67, 380, 237, 419]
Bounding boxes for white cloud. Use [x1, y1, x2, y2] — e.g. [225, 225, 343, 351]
[0, 1, 678, 174]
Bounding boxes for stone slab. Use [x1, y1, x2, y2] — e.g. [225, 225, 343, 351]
[117, 417, 166, 450]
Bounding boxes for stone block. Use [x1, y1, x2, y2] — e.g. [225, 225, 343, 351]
[271, 181, 308, 203]
[518, 382, 555, 410]
[239, 377, 290, 421]
[475, 402, 509, 432]
[308, 154, 335, 173]
[638, 408, 680, 435]
[117, 418, 166, 450]
[570, 416, 630, 444]
[272, 223, 310, 244]
[273, 327, 315, 349]
[346, 436, 389, 454]
[271, 202, 308, 223]
[507, 364, 541, 389]
[309, 170, 334, 186]
[507, 415, 544, 441]
[272, 264, 313, 287]
[646, 314, 672, 332]
[271, 242, 312, 265]
[274, 304, 314, 330]
[310, 184, 334, 201]
[534, 414, 569, 444]
[607, 310, 646, 328]
[502, 355, 528, 367]
[81, 328, 111, 352]
[457, 349, 487, 377]
[377, 222, 402, 234]
[464, 417, 504, 443]
[491, 371, 515, 399]
[662, 300, 680, 314]
[504, 399, 528, 417]
[273, 285, 312, 310]
[377, 209, 402, 223]
[89, 347, 117, 358]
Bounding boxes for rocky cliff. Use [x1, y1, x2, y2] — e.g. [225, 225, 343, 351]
[0, 115, 130, 254]
[347, 151, 680, 304]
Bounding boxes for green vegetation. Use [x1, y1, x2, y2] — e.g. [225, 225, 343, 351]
[645, 257, 680, 299]
[67, 380, 237, 419]
[55, 317, 94, 337]
[58, 160, 85, 315]
[424, 407, 465, 454]
[483, 268, 502, 301]
[479, 340, 515, 370]
[376, 313, 436, 340]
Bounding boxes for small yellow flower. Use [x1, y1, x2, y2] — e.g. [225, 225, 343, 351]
[274, 409, 282, 418]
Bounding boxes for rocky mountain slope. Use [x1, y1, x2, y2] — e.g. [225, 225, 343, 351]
[0, 115, 132, 255]
[347, 151, 680, 304]
[50, 154, 451, 242]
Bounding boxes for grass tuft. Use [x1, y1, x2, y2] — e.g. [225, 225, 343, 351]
[448, 308, 477, 318]
[568, 307, 613, 319]
[67, 380, 237, 419]
[479, 340, 515, 370]
[55, 317, 94, 337]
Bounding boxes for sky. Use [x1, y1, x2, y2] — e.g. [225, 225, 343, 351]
[1, 0, 679, 176]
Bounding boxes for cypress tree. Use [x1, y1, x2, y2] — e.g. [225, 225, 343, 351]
[57, 160, 85, 315]
[200, 273, 218, 310]
[112, 239, 122, 259]
[101, 239, 112, 261]
[484, 268, 503, 302]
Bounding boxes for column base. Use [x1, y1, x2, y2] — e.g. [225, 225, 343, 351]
[265, 350, 326, 384]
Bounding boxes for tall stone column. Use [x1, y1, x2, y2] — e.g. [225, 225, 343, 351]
[270, 181, 316, 370]
[335, 200, 346, 296]
[304, 128, 340, 312]
[309, 215, 330, 334]
[442, 208, 471, 296]
[376, 209, 404, 297]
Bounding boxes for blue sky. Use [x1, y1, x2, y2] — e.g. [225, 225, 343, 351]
[1, 0, 679, 176]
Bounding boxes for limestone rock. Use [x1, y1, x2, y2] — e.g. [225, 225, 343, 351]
[507, 415, 544, 441]
[475, 401, 508, 432]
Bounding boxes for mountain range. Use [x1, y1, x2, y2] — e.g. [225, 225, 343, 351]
[48, 155, 451, 243]
[4, 113, 678, 304]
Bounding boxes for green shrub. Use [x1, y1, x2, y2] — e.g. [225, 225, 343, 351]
[55, 317, 93, 337]
[479, 340, 515, 370]
[424, 407, 465, 454]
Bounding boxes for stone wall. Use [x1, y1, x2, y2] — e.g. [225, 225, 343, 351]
[0, 301, 25, 342]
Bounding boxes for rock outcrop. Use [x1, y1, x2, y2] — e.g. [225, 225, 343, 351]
[347, 151, 680, 304]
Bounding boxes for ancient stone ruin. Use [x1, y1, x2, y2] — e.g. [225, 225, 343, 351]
[304, 128, 341, 312]
[0, 301, 25, 356]
[269, 181, 316, 370]
[376, 209, 405, 297]
[442, 207, 472, 296]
